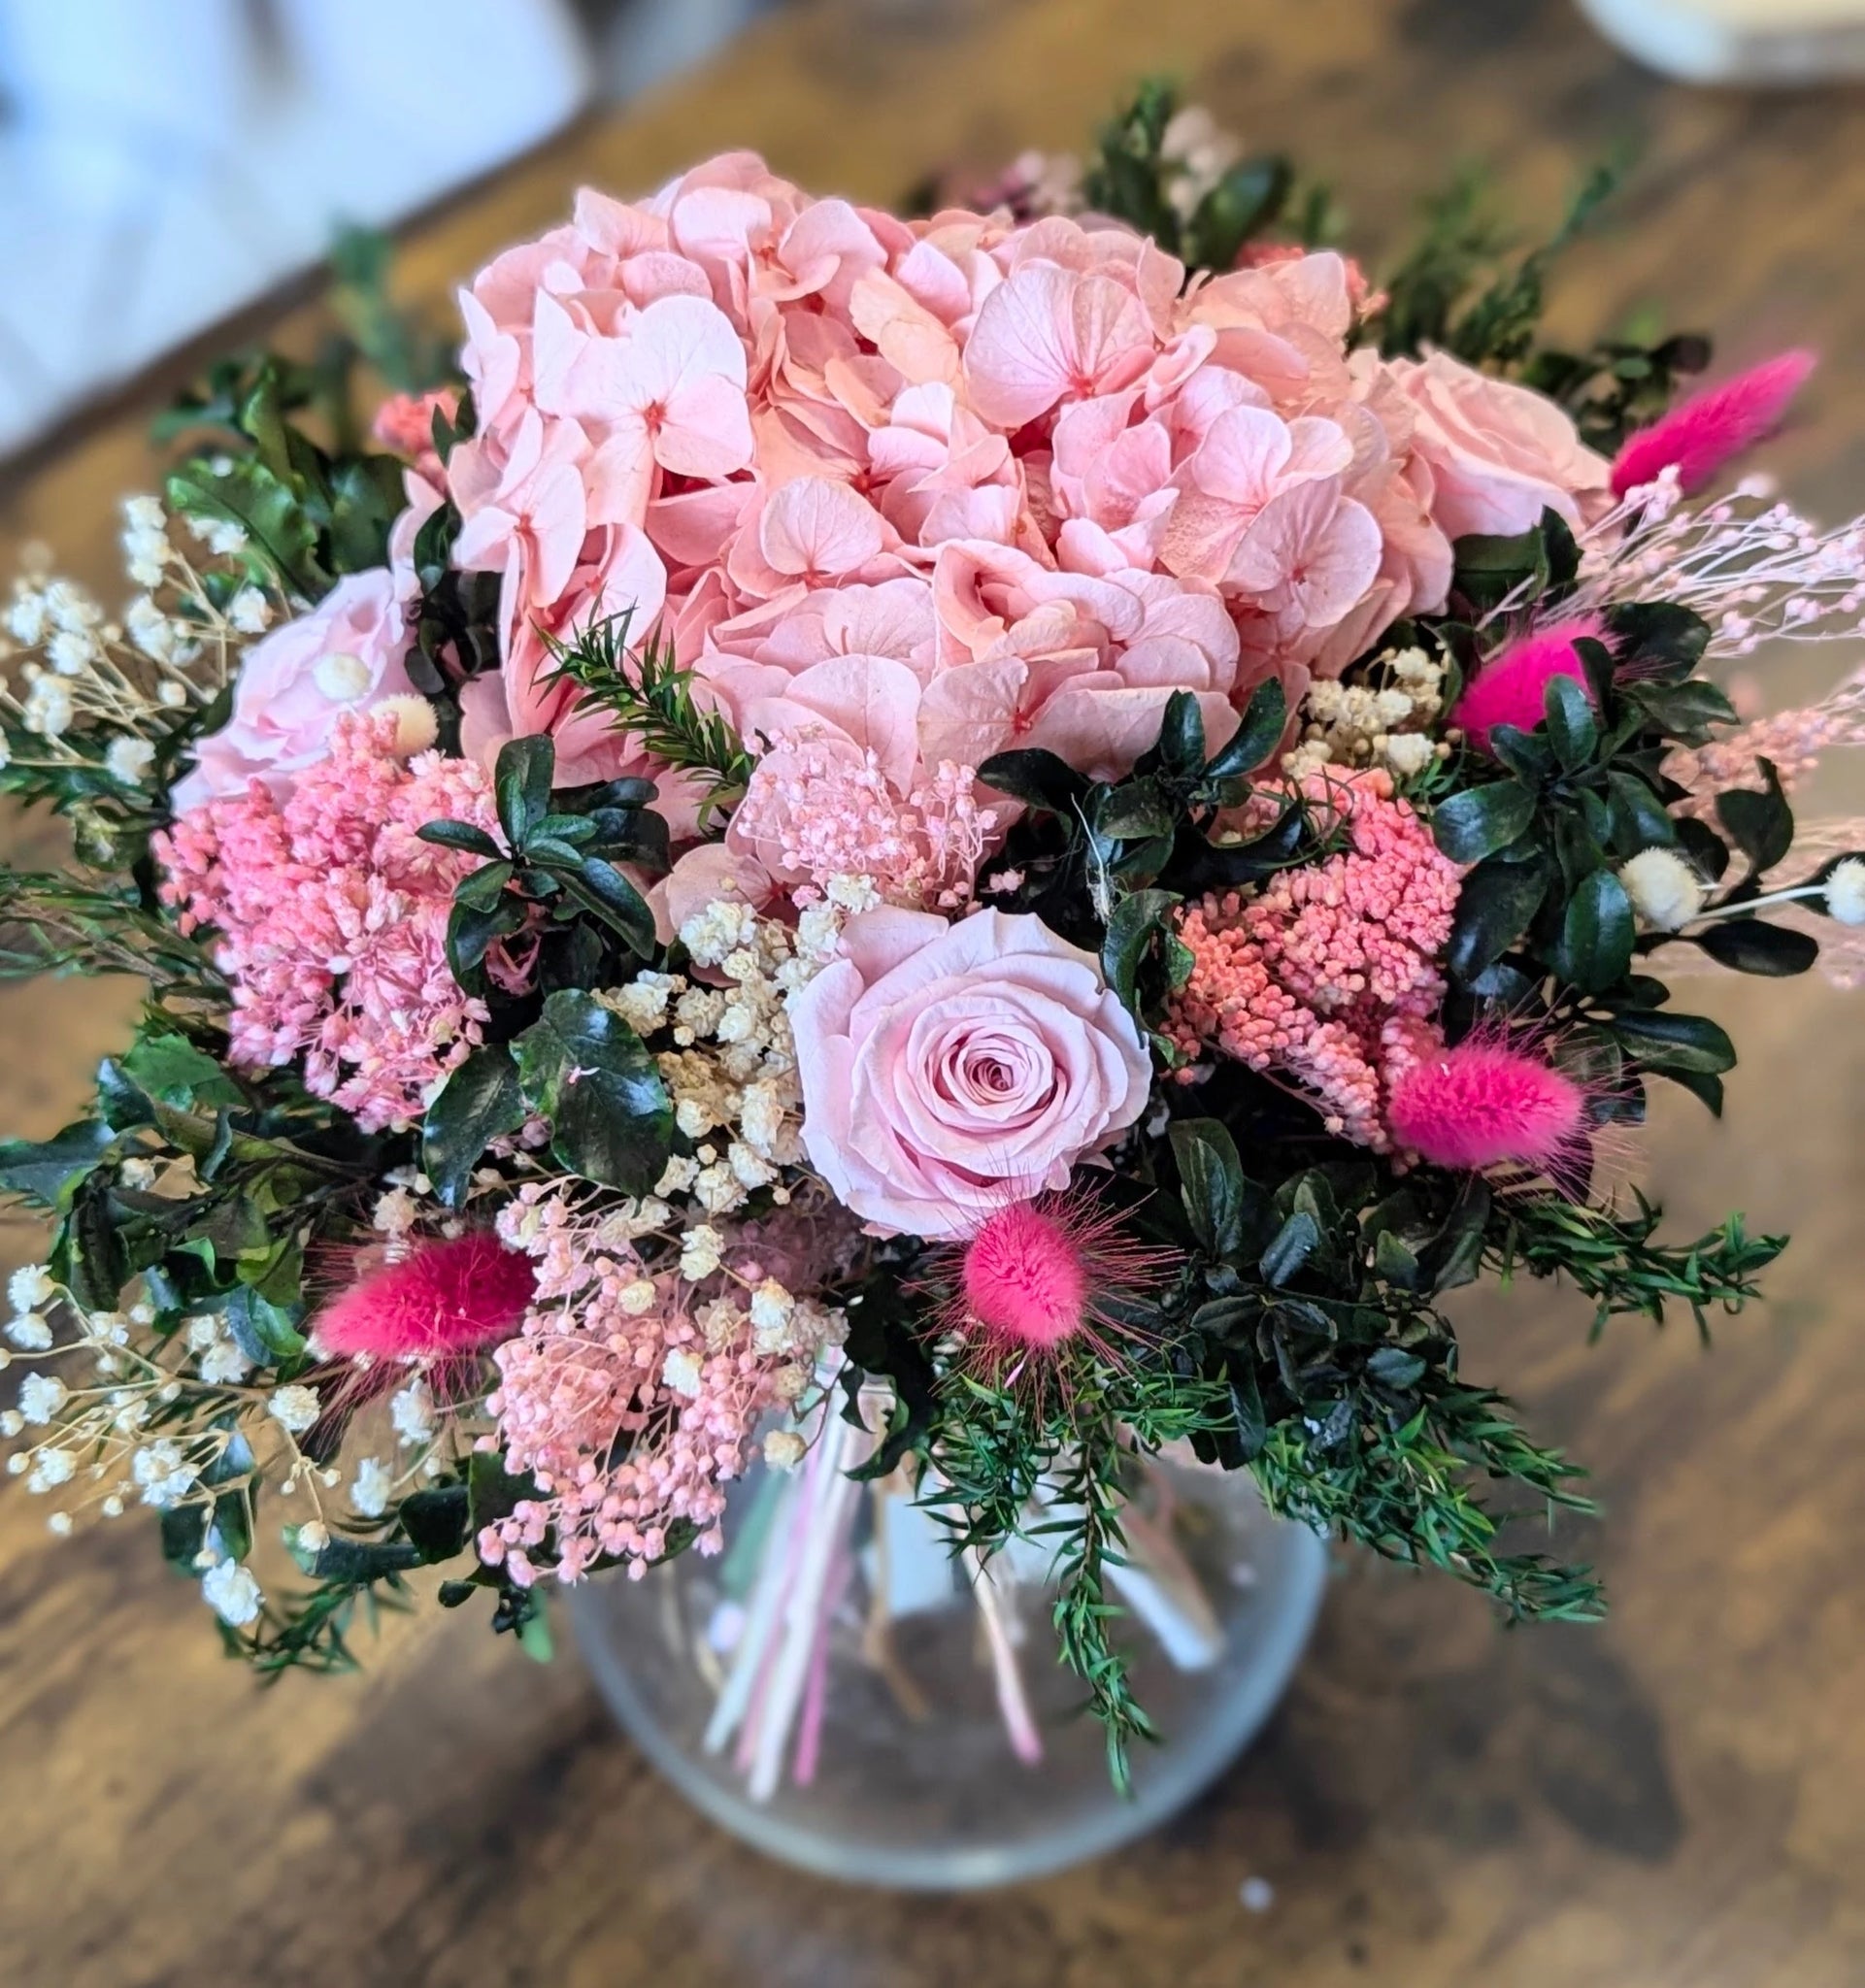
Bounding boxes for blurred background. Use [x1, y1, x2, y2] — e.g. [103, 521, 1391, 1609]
[3, 3, 1865, 1985]
[4, 0, 1865, 459]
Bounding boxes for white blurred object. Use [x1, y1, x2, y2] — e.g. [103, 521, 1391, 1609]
[597, 0, 768, 94]
[0, 0, 591, 458]
[1578, 0, 1865, 80]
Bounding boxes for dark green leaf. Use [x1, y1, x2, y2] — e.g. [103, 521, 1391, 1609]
[1557, 868, 1636, 992]
[1169, 1118, 1249, 1260]
[495, 736, 555, 851]
[422, 1045, 525, 1209]
[1674, 815, 1729, 882]
[0, 1118, 115, 1209]
[221, 1283, 308, 1365]
[1607, 1009, 1736, 1074]
[119, 1031, 245, 1111]
[554, 859, 656, 959]
[1205, 678, 1287, 780]
[1603, 602, 1710, 681]
[1260, 1209, 1320, 1287]
[1543, 672, 1597, 771]
[1694, 917, 1818, 977]
[1433, 782, 1537, 864]
[1446, 856, 1548, 981]
[514, 990, 674, 1194]
[976, 748, 1090, 814]
[1366, 1345, 1428, 1389]
[1101, 888, 1180, 1011]
[416, 819, 503, 859]
[1715, 760, 1794, 875]
[399, 1484, 472, 1563]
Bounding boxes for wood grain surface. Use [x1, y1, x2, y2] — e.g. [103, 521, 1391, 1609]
[3, 3, 1865, 1982]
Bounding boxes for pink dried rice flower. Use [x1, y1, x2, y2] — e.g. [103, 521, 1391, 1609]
[315, 1231, 537, 1362]
[1612, 350, 1815, 500]
[1162, 770, 1462, 1149]
[1454, 617, 1604, 753]
[479, 1187, 834, 1586]
[155, 710, 504, 1133]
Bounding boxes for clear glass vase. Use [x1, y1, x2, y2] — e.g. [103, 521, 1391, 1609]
[569, 1449, 1328, 1890]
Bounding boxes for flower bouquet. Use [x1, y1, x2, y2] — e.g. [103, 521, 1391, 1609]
[4, 83, 1862, 1872]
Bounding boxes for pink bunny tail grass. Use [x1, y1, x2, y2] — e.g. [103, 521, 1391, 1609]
[1454, 617, 1605, 753]
[1387, 1038, 1586, 1175]
[1611, 348, 1816, 499]
[316, 1231, 537, 1362]
[962, 1199, 1095, 1350]
[926, 1189, 1177, 1383]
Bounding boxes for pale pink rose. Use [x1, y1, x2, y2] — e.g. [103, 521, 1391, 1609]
[173, 569, 416, 811]
[1385, 350, 1612, 542]
[788, 907, 1152, 1238]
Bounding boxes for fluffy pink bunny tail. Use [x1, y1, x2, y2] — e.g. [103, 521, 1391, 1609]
[316, 1230, 536, 1361]
[1611, 349, 1816, 499]
[962, 1199, 1095, 1349]
[1387, 1039, 1586, 1174]
[1454, 617, 1605, 753]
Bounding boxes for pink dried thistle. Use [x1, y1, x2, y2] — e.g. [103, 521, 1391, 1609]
[1386, 1036, 1586, 1175]
[1453, 617, 1604, 754]
[315, 1231, 537, 1362]
[1612, 349, 1816, 500]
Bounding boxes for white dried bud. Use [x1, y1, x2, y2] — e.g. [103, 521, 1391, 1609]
[350, 1456, 393, 1518]
[5, 1312, 52, 1351]
[9, 1264, 54, 1313]
[762, 1430, 807, 1471]
[227, 588, 273, 634]
[202, 1559, 263, 1627]
[661, 1346, 705, 1398]
[1824, 857, 1865, 926]
[1618, 847, 1704, 932]
[267, 1384, 321, 1434]
[106, 736, 156, 786]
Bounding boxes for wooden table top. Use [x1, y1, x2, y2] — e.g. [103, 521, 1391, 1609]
[4, 3, 1865, 1982]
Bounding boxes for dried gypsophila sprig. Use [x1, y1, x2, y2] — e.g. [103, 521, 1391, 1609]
[1282, 644, 1451, 784]
[0, 1255, 461, 1627]
[0, 496, 276, 792]
[1478, 467, 1865, 667]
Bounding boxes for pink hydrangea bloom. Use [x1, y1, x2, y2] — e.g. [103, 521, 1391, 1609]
[155, 712, 503, 1133]
[1163, 770, 1462, 1149]
[418, 156, 1630, 812]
